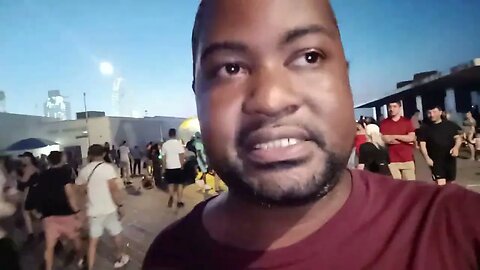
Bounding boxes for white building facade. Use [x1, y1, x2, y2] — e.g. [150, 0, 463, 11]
[0, 113, 185, 160]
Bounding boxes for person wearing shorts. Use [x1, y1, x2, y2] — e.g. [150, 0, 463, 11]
[76, 144, 130, 269]
[118, 141, 132, 185]
[162, 128, 186, 208]
[36, 151, 84, 270]
[380, 101, 417, 180]
[418, 106, 462, 185]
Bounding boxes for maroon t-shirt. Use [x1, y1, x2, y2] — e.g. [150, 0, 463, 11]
[380, 117, 415, 162]
[143, 170, 480, 270]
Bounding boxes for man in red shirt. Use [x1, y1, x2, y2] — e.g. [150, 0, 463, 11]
[143, 1, 480, 269]
[380, 101, 417, 180]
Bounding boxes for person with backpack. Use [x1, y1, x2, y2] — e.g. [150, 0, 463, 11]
[75, 145, 130, 269]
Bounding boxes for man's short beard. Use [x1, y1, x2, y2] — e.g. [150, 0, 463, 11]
[218, 149, 349, 207]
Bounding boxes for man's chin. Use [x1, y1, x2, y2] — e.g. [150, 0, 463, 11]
[219, 149, 349, 207]
[226, 168, 341, 207]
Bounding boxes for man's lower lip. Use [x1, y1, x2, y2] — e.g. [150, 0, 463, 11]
[244, 141, 312, 164]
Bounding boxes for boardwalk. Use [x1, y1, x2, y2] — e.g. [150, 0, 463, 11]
[2, 154, 479, 269]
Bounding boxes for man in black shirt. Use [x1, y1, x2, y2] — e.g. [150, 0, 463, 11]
[38, 151, 84, 270]
[418, 106, 462, 186]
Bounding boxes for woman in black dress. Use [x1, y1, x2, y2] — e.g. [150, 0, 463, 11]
[357, 124, 390, 176]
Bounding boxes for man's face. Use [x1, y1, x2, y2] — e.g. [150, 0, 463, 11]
[194, 0, 355, 205]
[428, 108, 442, 122]
[388, 103, 401, 117]
[20, 157, 31, 166]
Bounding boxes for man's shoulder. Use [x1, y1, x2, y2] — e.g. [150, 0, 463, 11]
[379, 118, 390, 126]
[355, 170, 480, 219]
[80, 162, 113, 174]
[445, 120, 461, 129]
[398, 117, 413, 126]
[162, 140, 173, 147]
[163, 139, 183, 149]
[143, 200, 209, 269]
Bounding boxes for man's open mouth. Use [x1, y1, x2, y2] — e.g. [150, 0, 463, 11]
[241, 127, 314, 165]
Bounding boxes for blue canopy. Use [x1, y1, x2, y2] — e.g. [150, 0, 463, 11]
[5, 138, 58, 151]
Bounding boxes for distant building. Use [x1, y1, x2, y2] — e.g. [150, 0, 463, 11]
[44, 90, 72, 120]
[76, 111, 106, 119]
[0, 91, 5, 112]
[0, 112, 186, 159]
[355, 58, 480, 123]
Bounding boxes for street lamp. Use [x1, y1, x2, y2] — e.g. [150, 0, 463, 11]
[83, 92, 91, 146]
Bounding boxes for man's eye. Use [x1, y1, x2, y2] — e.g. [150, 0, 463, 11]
[216, 63, 247, 78]
[290, 51, 324, 67]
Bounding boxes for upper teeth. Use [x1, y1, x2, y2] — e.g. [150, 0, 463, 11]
[254, 138, 299, 149]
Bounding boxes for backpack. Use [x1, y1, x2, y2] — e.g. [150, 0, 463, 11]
[186, 139, 197, 154]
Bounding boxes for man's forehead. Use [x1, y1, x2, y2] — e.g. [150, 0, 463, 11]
[191, 0, 341, 76]
[199, 0, 338, 34]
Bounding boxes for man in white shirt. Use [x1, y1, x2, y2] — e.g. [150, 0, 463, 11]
[118, 141, 132, 185]
[161, 128, 186, 208]
[76, 144, 130, 269]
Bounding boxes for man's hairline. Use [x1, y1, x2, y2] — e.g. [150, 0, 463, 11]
[191, 0, 341, 83]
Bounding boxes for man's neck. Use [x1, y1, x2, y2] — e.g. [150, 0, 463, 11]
[434, 119, 442, 124]
[203, 170, 352, 250]
[391, 115, 401, 121]
[91, 157, 104, 162]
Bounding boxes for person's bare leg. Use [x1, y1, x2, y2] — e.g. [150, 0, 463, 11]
[214, 172, 221, 192]
[88, 238, 99, 270]
[72, 235, 84, 263]
[468, 144, 475, 160]
[177, 185, 184, 202]
[202, 173, 207, 185]
[113, 234, 125, 259]
[168, 184, 175, 197]
[436, 179, 447, 186]
[167, 184, 175, 207]
[44, 236, 57, 270]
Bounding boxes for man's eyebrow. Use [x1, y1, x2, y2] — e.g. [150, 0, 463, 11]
[200, 42, 248, 62]
[282, 24, 334, 45]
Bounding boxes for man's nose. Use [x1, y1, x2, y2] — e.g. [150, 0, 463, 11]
[242, 66, 300, 118]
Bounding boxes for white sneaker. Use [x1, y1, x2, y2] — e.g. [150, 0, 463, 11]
[114, 254, 130, 268]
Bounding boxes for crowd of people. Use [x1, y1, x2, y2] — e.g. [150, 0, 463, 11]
[0, 149, 131, 269]
[0, 127, 219, 269]
[354, 101, 479, 185]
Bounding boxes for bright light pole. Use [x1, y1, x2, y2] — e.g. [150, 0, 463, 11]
[99, 61, 123, 116]
[83, 92, 91, 146]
